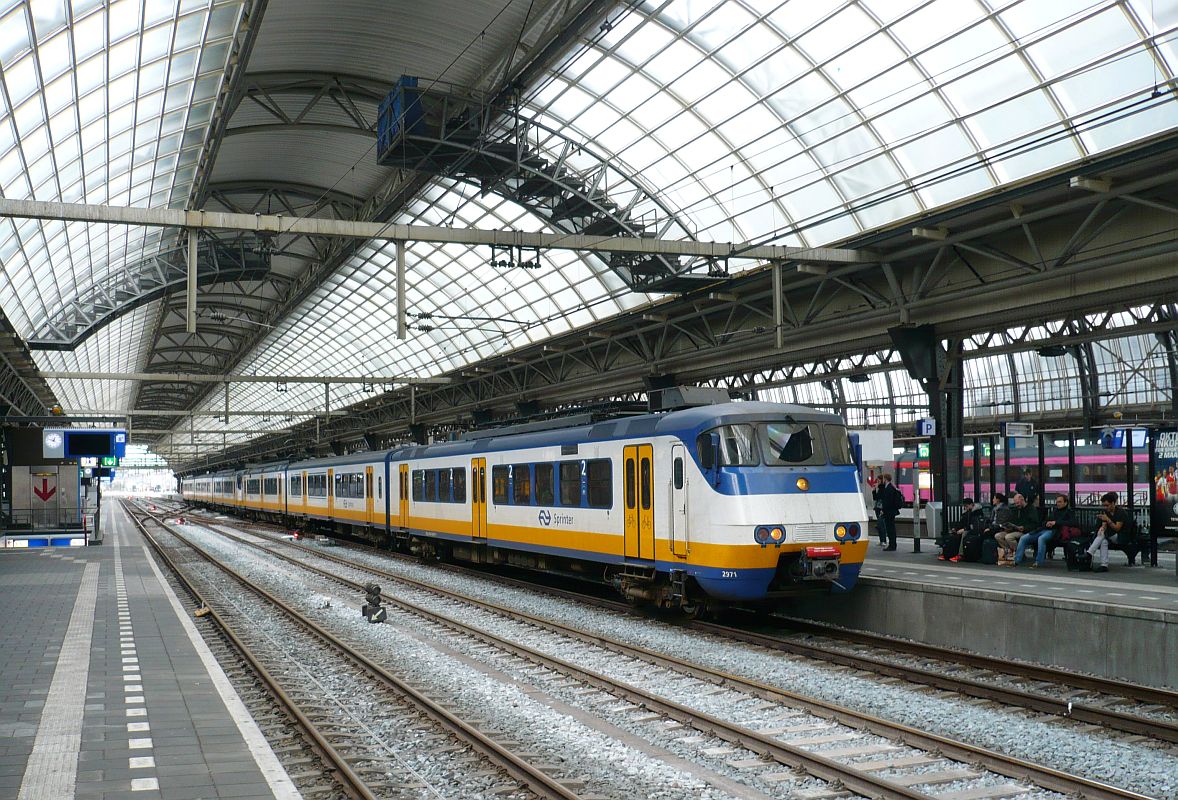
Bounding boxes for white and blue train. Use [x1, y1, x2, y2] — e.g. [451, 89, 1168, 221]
[181, 400, 870, 611]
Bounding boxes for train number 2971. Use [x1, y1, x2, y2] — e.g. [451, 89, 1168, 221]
[721, 570, 739, 578]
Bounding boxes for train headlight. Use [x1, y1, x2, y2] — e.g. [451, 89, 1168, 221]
[754, 525, 771, 545]
[834, 523, 848, 542]
[768, 526, 785, 545]
[795, 477, 809, 491]
[848, 522, 862, 542]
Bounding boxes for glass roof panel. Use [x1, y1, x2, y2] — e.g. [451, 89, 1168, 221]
[0, 0, 244, 405]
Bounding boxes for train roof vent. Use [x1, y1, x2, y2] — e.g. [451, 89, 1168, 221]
[649, 386, 732, 412]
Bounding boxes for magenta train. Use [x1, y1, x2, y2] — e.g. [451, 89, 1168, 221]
[893, 444, 1151, 507]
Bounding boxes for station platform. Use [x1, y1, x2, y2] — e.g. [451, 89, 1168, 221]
[793, 535, 1178, 689]
[0, 502, 297, 800]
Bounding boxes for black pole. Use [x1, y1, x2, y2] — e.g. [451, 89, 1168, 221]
[972, 435, 981, 503]
[1147, 429, 1159, 567]
[1068, 433, 1077, 507]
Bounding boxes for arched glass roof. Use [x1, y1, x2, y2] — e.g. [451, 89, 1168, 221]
[528, 0, 1178, 247]
[0, 0, 245, 408]
[1, 0, 1176, 458]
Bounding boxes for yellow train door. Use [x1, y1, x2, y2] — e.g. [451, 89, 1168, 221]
[302, 471, 307, 507]
[365, 466, 374, 524]
[624, 444, 655, 560]
[471, 458, 487, 540]
[398, 464, 409, 528]
[327, 468, 335, 516]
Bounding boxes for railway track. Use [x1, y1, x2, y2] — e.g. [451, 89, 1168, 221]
[185, 505, 1178, 745]
[166, 507, 1159, 800]
[124, 501, 581, 800]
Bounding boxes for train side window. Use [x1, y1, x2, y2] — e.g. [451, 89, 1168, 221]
[377, 476, 382, 499]
[535, 463, 554, 505]
[453, 467, 466, 503]
[425, 470, 437, 501]
[491, 466, 509, 504]
[512, 464, 532, 505]
[673, 457, 684, 490]
[559, 461, 581, 506]
[640, 457, 651, 511]
[587, 459, 612, 508]
[438, 468, 452, 502]
[625, 457, 636, 509]
[412, 470, 424, 501]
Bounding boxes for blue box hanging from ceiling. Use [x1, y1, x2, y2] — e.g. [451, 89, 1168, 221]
[377, 75, 427, 158]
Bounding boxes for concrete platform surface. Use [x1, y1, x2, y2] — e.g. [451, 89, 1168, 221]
[860, 541, 1178, 613]
[0, 502, 299, 800]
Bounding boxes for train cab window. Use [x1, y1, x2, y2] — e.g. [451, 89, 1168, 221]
[823, 425, 853, 465]
[512, 464, 532, 504]
[700, 424, 758, 467]
[587, 459, 612, 508]
[412, 470, 424, 501]
[535, 464, 554, 505]
[453, 468, 465, 503]
[674, 456, 684, 489]
[559, 461, 581, 506]
[760, 422, 824, 466]
[438, 469, 451, 502]
[491, 466, 509, 504]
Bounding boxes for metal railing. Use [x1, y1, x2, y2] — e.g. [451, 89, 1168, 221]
[1, 506, 89, 532]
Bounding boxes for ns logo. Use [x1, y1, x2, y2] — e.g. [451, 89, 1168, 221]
[538, 509, 552, 526]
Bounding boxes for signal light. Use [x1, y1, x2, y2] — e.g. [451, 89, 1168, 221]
[754, 525, 771, 545]
[768, 526, 785, 544]
[362, 583, 385, 623]
[796, 477, 809, 491]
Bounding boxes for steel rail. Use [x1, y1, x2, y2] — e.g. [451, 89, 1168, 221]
[191, 514, 1153, 800]
[129, 503, 582, 800]
[121, 504, 376, 800]
[205, 510, 1178, 742]
[766, 615, 1178, 708]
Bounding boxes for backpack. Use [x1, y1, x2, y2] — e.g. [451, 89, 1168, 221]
[1065, 538, 1093, 571]
[980, 536, 999, 565]
[961, 531, 982, 562]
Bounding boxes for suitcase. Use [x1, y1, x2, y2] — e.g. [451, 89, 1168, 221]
[980, 537, 999, 565]
[961, 531, 982, 562]
[941, 534, 960, 560]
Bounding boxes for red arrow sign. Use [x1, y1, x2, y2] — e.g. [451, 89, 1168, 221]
[33, 478, 56, 502]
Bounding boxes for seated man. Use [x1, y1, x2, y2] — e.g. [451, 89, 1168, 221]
[939, 498, 983, 562]
[997, 492, 1037, 565]
[1088, 492, 1135, 572]
[1087, 492, 1133, 572]
[982, 493, 1011, 538]
[1014, 494, 1075, 568]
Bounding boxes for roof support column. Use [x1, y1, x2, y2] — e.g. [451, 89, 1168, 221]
[772, 262, 783, 350]
[223, 382, 230, 425]
[186, 230, 198, 334]
[396, 240, 407, 340]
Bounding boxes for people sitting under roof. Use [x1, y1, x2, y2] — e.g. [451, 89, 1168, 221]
[995, 493, 1039, 565]
[1087, 491, 1135, 573]
[1013, 494, 1076, 568]
[938, 497, 983, 562]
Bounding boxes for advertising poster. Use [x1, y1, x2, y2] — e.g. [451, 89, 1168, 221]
[1155, 428, 1178, 535]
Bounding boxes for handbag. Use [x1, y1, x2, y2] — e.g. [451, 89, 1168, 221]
[1058, 525, 1082, 542]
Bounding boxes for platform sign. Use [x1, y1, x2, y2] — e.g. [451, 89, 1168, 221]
[1154, 428, 1178, 535]
[917, 442, 930, 459]
[100, 456, 118, 467]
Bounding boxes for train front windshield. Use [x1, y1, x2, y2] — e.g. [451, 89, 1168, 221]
[704, 420, 854, 467]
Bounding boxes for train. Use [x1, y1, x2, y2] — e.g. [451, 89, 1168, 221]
[180, 401, 870, 613]
[894, 444, 1151, 507]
